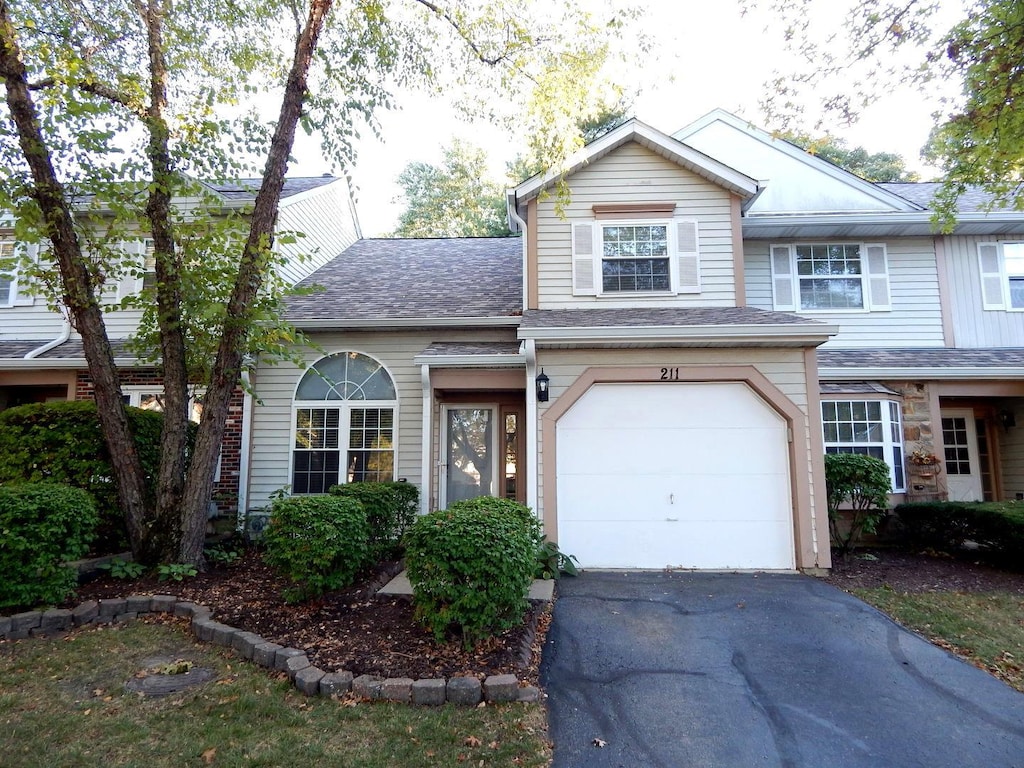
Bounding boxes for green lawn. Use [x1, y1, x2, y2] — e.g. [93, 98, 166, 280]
[0, 619, 550, 768]
[855, 588, 1024, 692]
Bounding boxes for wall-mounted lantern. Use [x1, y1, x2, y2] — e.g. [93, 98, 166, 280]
[536, 369, 550, 403]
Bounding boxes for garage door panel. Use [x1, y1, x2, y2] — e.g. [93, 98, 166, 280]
[557, 520, 794, 570]
[555, 381, 795, 570]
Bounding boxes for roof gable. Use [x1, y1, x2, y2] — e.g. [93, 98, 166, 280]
[509, 119, 759, 224]
[673, 109, 921, 216]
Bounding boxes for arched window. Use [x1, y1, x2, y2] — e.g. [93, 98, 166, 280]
[292, 352, 397, 493]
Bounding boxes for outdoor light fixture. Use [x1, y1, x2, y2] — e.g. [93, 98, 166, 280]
[1000, 410, 1016, 429]
[535, 369, 550, 402]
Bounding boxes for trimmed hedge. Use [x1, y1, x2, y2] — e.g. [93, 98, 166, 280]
[895, 501, 1024, 564]
[404, 498, 540, 647]
[825, 453, 893, 554]
[0, 483, 98, 610]
[0, 401, 195, 553]
[329, 481, 418, 560]
[261, 495, 370, 603]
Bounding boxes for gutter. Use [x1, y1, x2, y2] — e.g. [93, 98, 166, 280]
[818, 366, 1024, 381]
[0, 357, 139, 369]
[24, 317, 71, 359]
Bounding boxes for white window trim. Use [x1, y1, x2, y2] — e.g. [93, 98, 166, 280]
[0, 240, 39, 308]
[122, 385, 220, 482]
[821, 398, 905, 492]
[978, 241, 1024, 312]
[573, 217, 701, 297]
[772, 242, 890, 314]
[289, 399, 399, 494]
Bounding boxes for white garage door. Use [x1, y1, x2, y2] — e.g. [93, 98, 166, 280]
[555, 382, 794, 569]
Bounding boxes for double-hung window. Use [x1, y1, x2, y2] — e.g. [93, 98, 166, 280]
[0, 239, 14, 307]
[978, 241, 1024, 310]
[571, 218, 700, 296]
[292, 352, 397, 494]
[821, 399, 905, 491]
[771, 242, 890, 312]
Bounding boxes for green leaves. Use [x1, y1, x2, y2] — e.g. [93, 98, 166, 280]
[824, 452, 893, 555]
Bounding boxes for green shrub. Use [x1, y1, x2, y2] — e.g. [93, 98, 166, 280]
[0, 401, 195, 554]
[404, 499, 539, 647]
[329, 481, 419, 561]
[824, 453, 893, 555]
[0, 483, 99, 609]
[261, 495, 370, 603]
[895, 501, 1024, 565]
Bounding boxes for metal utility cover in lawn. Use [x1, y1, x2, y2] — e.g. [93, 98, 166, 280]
[555, 382, 794, 569]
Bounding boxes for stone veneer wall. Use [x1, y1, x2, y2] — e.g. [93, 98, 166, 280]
[75, 370, 244, 517]
[882, 380, 946, 500]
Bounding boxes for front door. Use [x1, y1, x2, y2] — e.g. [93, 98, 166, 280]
[441, 406, 497, 507]
[941, 409, 984, 501]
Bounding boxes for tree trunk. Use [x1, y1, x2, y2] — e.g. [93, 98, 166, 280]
[178, 0, 335, 565]
[139, 0, 191, 563]
[0, 2, 152, 559]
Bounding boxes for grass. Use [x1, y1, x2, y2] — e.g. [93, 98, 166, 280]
[855, 588, 1024, 692]
[0, 618, 550, 768]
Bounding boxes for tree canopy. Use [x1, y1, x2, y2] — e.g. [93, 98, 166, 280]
[748, 0, 1024, 228]
[0, 0, 635, 565]
[782, 133, 920, 182]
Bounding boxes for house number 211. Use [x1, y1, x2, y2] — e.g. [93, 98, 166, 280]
[660, 367, 680, 381]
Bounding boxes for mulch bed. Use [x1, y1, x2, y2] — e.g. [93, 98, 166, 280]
[71, 550, 548, 684]
[823, 548, 1024, 594]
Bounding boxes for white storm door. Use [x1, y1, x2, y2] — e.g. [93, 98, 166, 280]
[441, 406, 498, 508]
[941, 409, 984, 502]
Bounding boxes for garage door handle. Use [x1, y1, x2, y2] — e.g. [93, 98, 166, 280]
[666, 517, 679, 522]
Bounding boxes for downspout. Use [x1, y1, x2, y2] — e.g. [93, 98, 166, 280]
[420, 364, 432, 516]
[523, 339, 539, 521]
[507, 191, 529, 310]
[236, 366, 255, 532]
[24, 315, 71, 359]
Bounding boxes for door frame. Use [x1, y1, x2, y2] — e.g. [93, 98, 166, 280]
[940, 407, 985, 502]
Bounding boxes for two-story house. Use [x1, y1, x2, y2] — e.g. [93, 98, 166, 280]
[0, 175, 361, 516]
[242, 110, 1024, 574]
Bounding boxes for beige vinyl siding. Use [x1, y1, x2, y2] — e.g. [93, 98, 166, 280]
[276, 182, 360, 286]
[533, 347, 817, 535]
[246, 328, 518, 511]
[745, 238, 944, 348]
[942, 235, 1024, 347]
[0, 304, 66, 342]
[537, 142, 738, 309]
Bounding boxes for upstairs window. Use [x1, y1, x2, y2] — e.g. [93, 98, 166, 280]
[292, 352, 397, 494]
[978, 241, 1024, 310]
[821, 399, 905, 491]
[0, 239, 18, 307]
[771, 242, 890, 313]
[572, 218, 699, 297]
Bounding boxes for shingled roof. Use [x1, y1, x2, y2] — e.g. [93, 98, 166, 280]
[818, 348, 1024, 368]
[286, 237, 523, 322]
[205, 176, 339, 201]
[519, 306, 823, 328]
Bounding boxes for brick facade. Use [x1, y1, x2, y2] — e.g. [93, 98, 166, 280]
[74, 369, 244, 517]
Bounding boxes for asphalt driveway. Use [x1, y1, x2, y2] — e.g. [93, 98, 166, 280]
[540, 571, 1024, 768]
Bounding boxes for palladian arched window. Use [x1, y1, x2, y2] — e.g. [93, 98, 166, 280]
[292, 352, 397, 493]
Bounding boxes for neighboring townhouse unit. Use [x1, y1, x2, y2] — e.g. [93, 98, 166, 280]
[0, 175, 361, 517]
[244, 110, 1024, 574]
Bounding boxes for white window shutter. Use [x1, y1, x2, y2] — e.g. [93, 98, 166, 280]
[572, 222, 597, 295]
[117, 240, 144, 300]
[674, 219, 700, 293]
[864, 243, 891, 311]
[978, 242, 1005, 310]
[11, 243, 35, 306]
[0, 272, 12, 306]
[770, 244, 797, 311]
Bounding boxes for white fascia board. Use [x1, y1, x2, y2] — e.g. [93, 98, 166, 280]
[819, 366, 1024, 381]
[674, 109, 921, 213]
[512, 119, 759, 205]
[517, 323, 838, 345]
[0, 357, 138, 369]
[292, 316, 522, 330]
[411, 354, 526, 368]
[742, 210, 1024, 237]
[278, 178, 346, 209]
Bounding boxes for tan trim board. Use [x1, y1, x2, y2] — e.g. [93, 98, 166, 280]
[592, 202, 677, 218]
[539, 364, 811, 569]
[934, 381, 1024, 397]
[430, 369, 526, 391]
[731, 195, 746, 308]
[0, 369, 76, 398]
[933, 236, 956, 346]
[527, 198, 539, 311]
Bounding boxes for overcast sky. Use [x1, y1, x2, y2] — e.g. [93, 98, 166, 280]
[286, 0, 966, 237]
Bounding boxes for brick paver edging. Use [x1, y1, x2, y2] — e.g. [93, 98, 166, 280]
[0, 596, 542, 705]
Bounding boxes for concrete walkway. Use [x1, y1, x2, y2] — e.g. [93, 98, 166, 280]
[541, 571, 1024, 768]
[377, 571, 555, 601]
